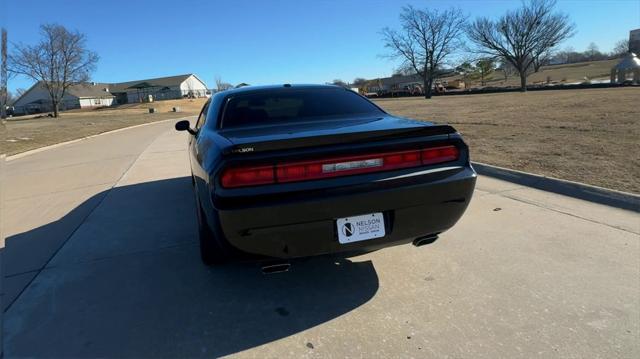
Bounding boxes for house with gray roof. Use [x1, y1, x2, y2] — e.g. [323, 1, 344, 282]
[12, 73, 209, 115]
[12, 82, 115, 115]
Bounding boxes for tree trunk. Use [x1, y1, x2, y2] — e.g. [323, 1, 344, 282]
[52, 100, 59, 117]
[0, 90, 5, 119]
[519, 72, 527, 92]
[424, 78, 432, 99]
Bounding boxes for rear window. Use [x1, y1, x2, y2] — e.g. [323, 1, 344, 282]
[220, 88, 383, 128]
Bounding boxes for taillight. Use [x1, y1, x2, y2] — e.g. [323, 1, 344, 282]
[422, 146, 459, 164]
[220, 145, 459, 188]
[221, 165, 274, 188]
[277, 150, 422, 183]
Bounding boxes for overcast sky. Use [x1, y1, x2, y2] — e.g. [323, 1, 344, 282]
[3, 0, 639, 92]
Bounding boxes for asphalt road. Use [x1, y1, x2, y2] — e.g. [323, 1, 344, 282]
[2, 120, 639, 358]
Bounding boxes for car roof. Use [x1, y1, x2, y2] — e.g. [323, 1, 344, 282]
[218, 84, 347, 96]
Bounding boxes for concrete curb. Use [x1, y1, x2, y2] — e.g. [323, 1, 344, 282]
[5, 116, 195, 162]
[472, 161, 640, 212]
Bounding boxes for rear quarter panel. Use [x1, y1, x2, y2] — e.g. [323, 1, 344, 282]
[191, 130, 232, 213]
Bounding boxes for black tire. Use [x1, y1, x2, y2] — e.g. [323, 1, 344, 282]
[196, 200, 227, 266]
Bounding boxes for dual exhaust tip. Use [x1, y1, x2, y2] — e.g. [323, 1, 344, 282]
[261, 234, 439, 273]
[261, 262, 291, 274]
[412, 234, 439, 247]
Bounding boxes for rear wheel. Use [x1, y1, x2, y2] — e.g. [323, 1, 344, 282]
[196, 199, 227, 266]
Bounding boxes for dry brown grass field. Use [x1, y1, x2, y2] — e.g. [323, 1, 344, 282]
[374, 87, 640, 193]
[1, 98, 207, 155]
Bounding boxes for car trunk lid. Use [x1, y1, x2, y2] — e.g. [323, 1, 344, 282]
[218, 116, 455, 154]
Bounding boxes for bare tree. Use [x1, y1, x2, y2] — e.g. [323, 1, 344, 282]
[15, 87, 26, 98]
[8, 24, 98, 117]
[6, 90, 15, 104]
[214, 76, 233, 92]
[455, 61, 475, 88]
[331, 79, 349, 88]
[184, 79, 199, 98]
[1, 28, 7, 119]
[393, 65, 416, 76]
[552, 46, 574, 64]
[611, 39, 630, 57]
[476, 58, 495, 86]
[352, 77, 367, 87]
[585, 42, 599, 60]
[382, 6, 467, 99]
[499, 60, 517, 82]
[531, 48, 553, 72]
[467, 0, 574, 92]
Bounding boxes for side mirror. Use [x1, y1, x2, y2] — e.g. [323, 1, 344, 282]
[175, 120, 196, 135]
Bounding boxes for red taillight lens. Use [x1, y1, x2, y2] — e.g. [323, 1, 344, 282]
[220, 165, 274, 188]
[220, 145, 459, 188]
[421, 146, 459, 165]
[276, 150, 422, 183]
[277, 162, 322, 182]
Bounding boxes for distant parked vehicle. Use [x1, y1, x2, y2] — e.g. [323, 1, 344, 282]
[175, 84, 476, 266]
[3, 105, 14, 116]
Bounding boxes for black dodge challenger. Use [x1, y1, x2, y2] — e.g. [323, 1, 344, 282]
[176, 84, 476, 266]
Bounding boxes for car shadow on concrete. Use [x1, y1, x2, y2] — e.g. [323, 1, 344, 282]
[3, 177, 379, 358]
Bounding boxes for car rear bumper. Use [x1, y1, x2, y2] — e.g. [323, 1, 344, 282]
[212, 166, 476, 259]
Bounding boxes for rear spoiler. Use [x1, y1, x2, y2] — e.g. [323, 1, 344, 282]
[223, 125, 457, 155]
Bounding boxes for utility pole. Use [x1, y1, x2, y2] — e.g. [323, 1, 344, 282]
[0, 27, 5, 359]
[1, 28, 7, 119]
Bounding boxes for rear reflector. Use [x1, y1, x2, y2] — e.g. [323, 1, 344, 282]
[221, 145, 459, 188]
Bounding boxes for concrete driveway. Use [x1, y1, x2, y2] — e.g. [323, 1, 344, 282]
[2, 120, 638, 358]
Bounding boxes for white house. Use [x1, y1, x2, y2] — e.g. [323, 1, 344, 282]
[12, 82, 115, 115]
[12, 73, 209, 115]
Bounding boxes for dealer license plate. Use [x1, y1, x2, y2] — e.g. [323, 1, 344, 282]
[336, 212, 386, 244]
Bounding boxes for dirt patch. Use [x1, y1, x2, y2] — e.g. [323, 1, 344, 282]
[374, 87, 640, 194]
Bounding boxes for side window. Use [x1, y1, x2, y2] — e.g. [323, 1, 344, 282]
[195, 101, 210, 130]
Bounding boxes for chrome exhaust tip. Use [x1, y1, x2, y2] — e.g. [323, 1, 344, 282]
[261, 262, 291, 274]
[412, 234, 439, 247]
